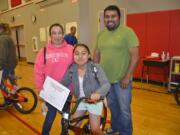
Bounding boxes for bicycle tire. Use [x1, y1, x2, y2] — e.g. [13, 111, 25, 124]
[0, 93, 6, 107]
[14, 87, 38, 114]
[100, 103, 107, 131]
[174, 84, 180, 105]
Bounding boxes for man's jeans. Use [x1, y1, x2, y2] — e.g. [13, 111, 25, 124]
[107, 82, 132, 135]
[42, 95, 72, 135]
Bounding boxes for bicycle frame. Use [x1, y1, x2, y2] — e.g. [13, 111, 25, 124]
[1, 80, 15, 93]
[1, 76, 27, 104]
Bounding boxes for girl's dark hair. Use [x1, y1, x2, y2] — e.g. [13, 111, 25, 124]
[104, 5, 121, 18]
[73, 43, 92, 61]
[49, 23, 64, 36]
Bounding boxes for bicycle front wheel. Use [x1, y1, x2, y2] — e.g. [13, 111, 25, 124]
[14, 87, 38, 114]
[174, 84, 180, 105]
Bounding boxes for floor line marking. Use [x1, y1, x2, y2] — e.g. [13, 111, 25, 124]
[6, 110, 41, 135]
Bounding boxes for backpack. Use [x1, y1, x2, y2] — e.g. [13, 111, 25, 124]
[91, 64, 99, 84]
[43, 47, 46, 64]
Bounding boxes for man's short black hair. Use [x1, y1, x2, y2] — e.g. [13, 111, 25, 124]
[104, 5, 121, 18]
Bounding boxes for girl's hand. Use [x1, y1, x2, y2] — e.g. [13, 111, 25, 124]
[90, 92, 101, 101]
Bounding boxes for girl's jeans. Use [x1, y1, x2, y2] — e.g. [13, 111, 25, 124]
[42, 95, 72, 135]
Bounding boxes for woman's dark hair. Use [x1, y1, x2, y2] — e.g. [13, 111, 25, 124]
[104, 5, 121, 18]
[0, 23, 5, 29]
[73, 43, 92, 61]
[0, 23, 11, 35]
[49, 23, 64, 36]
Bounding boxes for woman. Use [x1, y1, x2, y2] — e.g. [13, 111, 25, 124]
[34, 23, 73, 135]
[0, 23, 17, 85]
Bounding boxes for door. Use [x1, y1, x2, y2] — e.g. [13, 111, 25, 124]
[11, 25, 26, 61]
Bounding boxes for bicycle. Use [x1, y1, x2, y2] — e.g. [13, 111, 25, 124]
[0, 72, 38, 114]
[173, 83, 180, 105]
[61, 97, 107, 135]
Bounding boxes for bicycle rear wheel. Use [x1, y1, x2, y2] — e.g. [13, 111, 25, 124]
[100, 101, 107, 130]
[14, 87, 38, 114]
[0, 92, 6, 108]
[174, 84, 180, 105]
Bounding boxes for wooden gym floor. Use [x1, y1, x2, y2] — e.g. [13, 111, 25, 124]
[0, 61, 180, 135]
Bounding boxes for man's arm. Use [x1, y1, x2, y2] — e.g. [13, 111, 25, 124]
[121, 47, 139, 89]
[93, 48, 101, 64]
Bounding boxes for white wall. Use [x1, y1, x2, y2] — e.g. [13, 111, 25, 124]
[0, 0, 180, 62]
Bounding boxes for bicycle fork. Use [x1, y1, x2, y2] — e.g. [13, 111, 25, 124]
[61, 112, 70, 135]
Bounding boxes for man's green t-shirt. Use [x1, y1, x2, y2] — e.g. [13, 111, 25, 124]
[95, 25, 139, 83]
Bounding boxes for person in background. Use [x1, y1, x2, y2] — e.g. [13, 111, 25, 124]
[61, 44, 110, 135]
[64, 26, 78, 46]
[93, 5, 139, 135]
[0, 23, 17, 85]
[34, 23, 73, 135]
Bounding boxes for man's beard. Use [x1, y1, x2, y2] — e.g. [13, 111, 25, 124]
[106, 22, 120, 31]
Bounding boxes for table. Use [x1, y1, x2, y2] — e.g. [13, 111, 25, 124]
[141, 59, 170, 86]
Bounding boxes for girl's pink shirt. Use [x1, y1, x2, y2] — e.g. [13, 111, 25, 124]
[34, 41, 73, 91]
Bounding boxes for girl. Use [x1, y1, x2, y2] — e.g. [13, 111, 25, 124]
[61, 44, 110, 135]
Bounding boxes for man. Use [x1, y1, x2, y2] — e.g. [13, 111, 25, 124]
[64, 26, 78, 46]
[93, 5, 139, 135]
[0, 23, 17, 85]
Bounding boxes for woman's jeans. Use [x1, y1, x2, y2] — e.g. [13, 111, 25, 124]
[2, 68, 16, 83]
[107, 82, 132, 135]
[42, 95, 72, 135]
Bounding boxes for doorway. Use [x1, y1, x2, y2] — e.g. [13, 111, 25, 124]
[11, 25, 26, 61]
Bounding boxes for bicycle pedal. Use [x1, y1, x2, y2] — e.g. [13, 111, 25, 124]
[16, 103, 23, 109]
